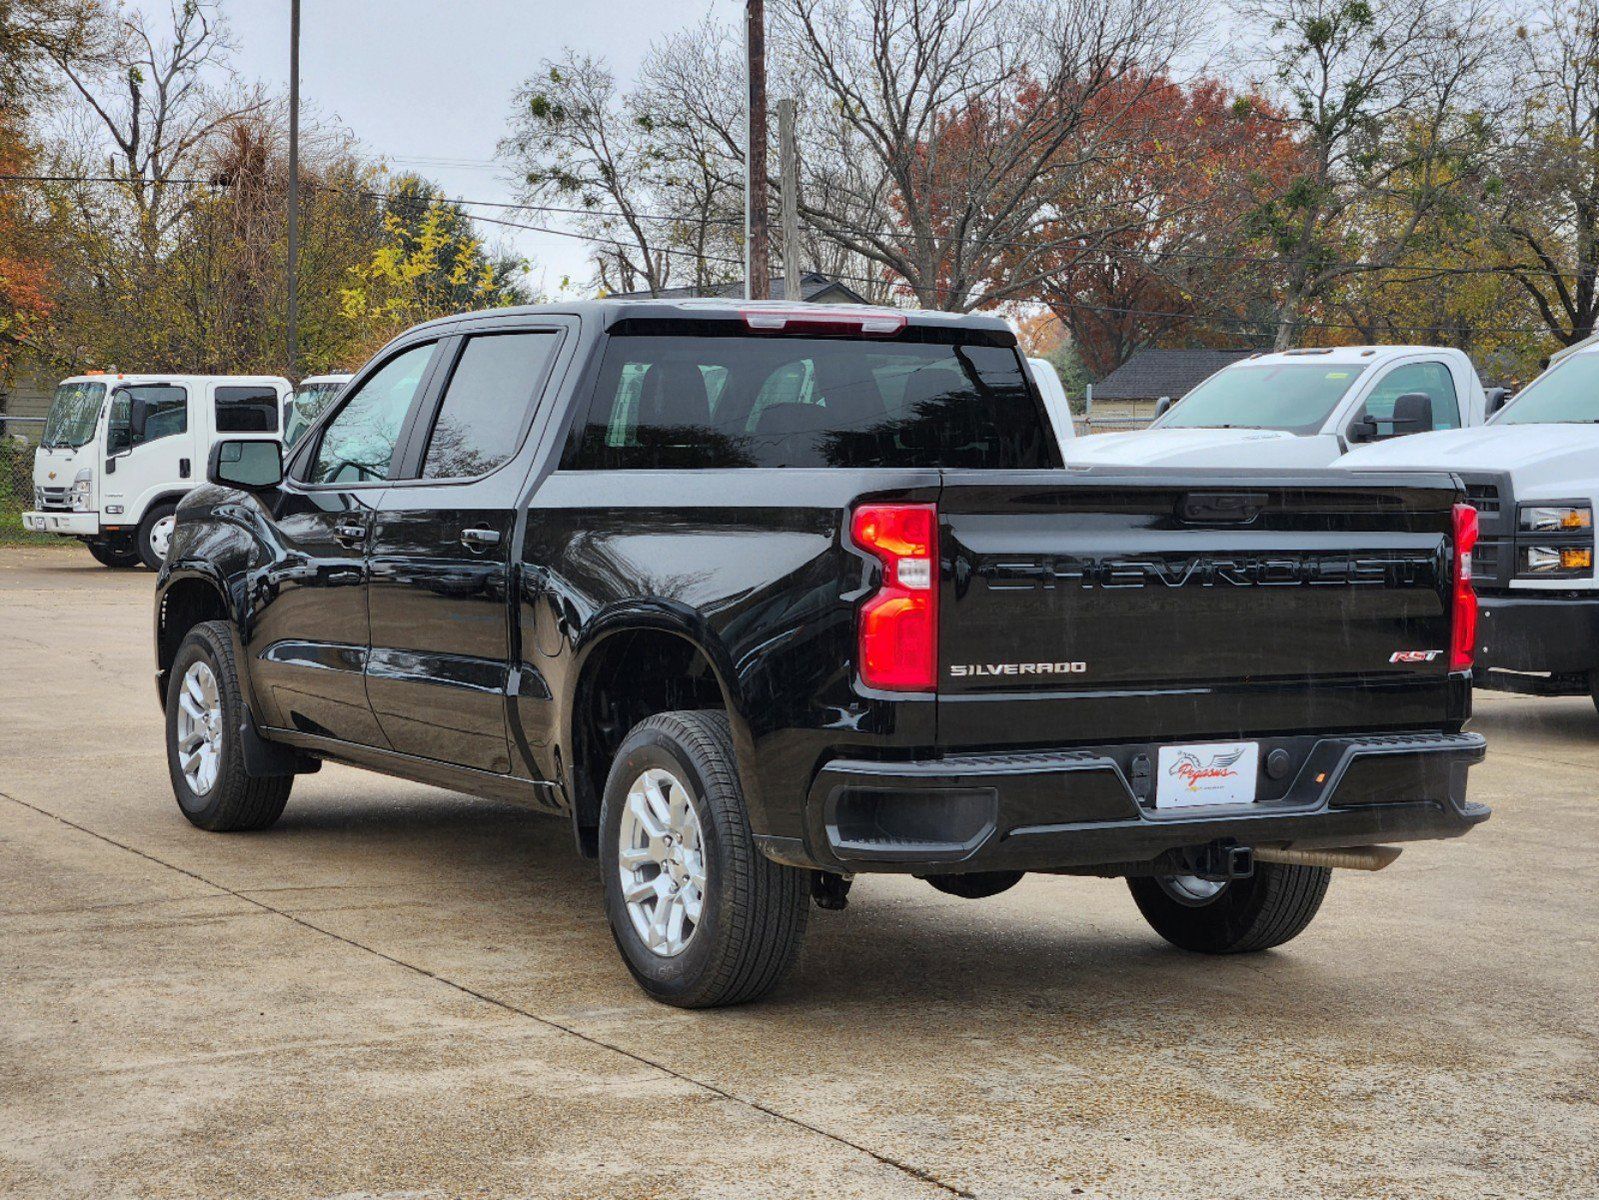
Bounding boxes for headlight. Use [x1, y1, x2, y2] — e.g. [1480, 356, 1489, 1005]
[34, 486, 45, 507]
[1516, 502, 1595, 578]
[1520, 505, 1592, 531]
[1523, 546, 1594, 574]
[72, 468, 93, 511]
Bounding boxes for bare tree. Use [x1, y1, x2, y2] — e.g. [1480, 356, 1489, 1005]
[500, 54, 688, 295]
[46, 0, 263, 255]
[774, 0, 1196, 311]
[1232, 0, 1499, 348]
[1491, 0, 1599, 345]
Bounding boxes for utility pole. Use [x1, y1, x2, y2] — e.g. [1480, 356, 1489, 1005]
[286, 0, 300, 378]
[744, 0, 770, 300]
[777, 98, 800, 301]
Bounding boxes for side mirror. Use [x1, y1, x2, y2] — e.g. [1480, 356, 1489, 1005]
[1349, 414, 1380, 443]
[1153, 395, 1173, 419]
[1485, 387, 1511, 416]
[128, 397, 150, 440]
[208, 439, 283, 491]
[1390, 391, 1434, 435]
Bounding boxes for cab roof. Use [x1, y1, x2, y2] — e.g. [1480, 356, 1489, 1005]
[59, 373, 290, 386]
[1224, 345, 1467, 368]
[402, 298, 1014, 338]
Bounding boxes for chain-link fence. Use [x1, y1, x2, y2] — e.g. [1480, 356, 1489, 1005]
[1, 418, 52, 545]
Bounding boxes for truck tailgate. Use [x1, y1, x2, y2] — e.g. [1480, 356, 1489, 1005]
[937, 470, 1463, 747]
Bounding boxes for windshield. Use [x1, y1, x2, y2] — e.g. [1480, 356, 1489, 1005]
[1160, 363, 1368, 435]
[1494, 353, 1599, 425]
[284, 382, 344, 449]
[566, 330, 1059, 470]
[40, 382, 106, 449]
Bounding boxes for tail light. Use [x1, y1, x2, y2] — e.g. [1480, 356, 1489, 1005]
[851, 503, 938, 691]
[1451, 502, 1479, 671]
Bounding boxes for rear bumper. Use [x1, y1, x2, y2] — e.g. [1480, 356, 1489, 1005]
[760, 731, 1488, 874]
[1476, 591, 1599, 675]
[22, 510, 98, 536]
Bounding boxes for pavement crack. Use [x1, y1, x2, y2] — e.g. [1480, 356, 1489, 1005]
[0, 789, 972, 1199]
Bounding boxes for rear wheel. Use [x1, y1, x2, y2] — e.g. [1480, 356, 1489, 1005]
[136, 502, 178, 569]
[1128, 861, 1332, 954]
[86, 538, 140, 568]
[165, 620, 291, 832]
[599, 710, 810, 1007]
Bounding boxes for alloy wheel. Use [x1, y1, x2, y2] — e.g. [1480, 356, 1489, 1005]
[617, 767, 707, 957]
[175, 660, 224, 795]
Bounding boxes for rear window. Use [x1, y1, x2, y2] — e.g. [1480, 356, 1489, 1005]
[215, 385, 280, 433]
[563, 330, 1058, 470]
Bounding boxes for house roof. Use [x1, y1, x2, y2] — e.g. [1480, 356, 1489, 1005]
[609, 271, 871, 305]
[1091, 348, 1254, 402]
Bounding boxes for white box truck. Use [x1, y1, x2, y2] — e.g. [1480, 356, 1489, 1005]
[24, 373, 290, 567]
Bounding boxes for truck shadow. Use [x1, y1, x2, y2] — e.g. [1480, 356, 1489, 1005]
[267, 787, 1380, 1027]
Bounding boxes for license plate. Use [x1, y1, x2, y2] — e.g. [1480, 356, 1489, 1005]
[1155, 741, 1259, 809]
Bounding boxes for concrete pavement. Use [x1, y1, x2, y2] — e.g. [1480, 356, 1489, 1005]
[1, 546, 1595, 1198]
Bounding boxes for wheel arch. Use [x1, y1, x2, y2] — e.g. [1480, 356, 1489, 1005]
[563, 607, 750, 858]
[154, 567, 246, 712]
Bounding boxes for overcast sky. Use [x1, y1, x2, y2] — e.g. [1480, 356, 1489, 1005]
[211, 0, 724, 294]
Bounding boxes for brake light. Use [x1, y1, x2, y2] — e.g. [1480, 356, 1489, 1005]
[740, 304, 907, 336]
[851, 503, 938, 691]
[1451, 502, 1479, 671]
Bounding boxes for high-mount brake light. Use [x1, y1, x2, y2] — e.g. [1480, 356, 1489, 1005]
[1451, 502, 1479, 671]
[739, 305, 907, 336]
[851, 503, 938, 691]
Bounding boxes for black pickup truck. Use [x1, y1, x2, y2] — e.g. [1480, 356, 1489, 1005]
[154, 300, 1488, 1007]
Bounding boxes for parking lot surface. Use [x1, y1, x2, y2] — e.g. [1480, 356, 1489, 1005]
[1, 546, 1595, 1199]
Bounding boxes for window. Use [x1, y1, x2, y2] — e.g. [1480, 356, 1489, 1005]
[1161, 364, 1368, 434]
[1357, 362, 1460, 432]
[1496, 353, 1599, 424]
[215, 385, 280, 433]
[40, 382, 105, 449]
[283, 382, 347, 449]
[308, 343, 435, 484]
[565, 330, 1057, 471]
[421, 332, 559, 478]
[108, 385, 187, 452]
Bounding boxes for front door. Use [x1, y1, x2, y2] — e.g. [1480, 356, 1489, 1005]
[248, 340, 443, 746]
[103, 382, 194, 519]
[365, 328, 565, 771]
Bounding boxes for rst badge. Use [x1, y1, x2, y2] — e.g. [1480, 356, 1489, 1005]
[1389, 650, 1443, 664]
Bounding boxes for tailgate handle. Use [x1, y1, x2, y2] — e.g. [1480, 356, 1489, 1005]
[1180, 492, 1266, 524]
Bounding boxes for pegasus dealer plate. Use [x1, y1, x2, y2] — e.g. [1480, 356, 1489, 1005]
[1155, 741, 1259, 809]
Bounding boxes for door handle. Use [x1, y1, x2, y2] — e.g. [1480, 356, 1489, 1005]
[179, 457, 191, 479]
[333, 521, 367, 546]
[460, 527, 502, 550]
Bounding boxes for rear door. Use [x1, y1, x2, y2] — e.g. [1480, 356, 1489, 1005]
[248, 341, 444, 745]
[936, 472, 1458, 748]
[365, 325, 567, 771]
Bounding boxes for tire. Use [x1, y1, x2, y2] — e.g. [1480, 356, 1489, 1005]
[1127, 861, 1332, 954]
[136, 501, 178, 569]
[86, 538, 140, 568]
[165, 620, 291, 832]
[599, 710, 810, 1008]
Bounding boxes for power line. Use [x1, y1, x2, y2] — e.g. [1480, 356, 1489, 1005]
[0, 171, 1585, 336]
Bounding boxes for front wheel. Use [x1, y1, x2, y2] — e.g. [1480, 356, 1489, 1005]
[86, 537, 140, 568]
[1128, 861, 1332, 954]
[165, 620, 291, 831]
[599, 710, 810, 1008]
[136, 502, 178, 569]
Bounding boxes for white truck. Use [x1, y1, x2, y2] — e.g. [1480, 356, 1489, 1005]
[282, 372, 352, 449]
[1339, 341, 1599, 709]
[25, 373, 290, 568]
[1062, 345, 1492, 467]
[1026, 357, 1076, 444]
